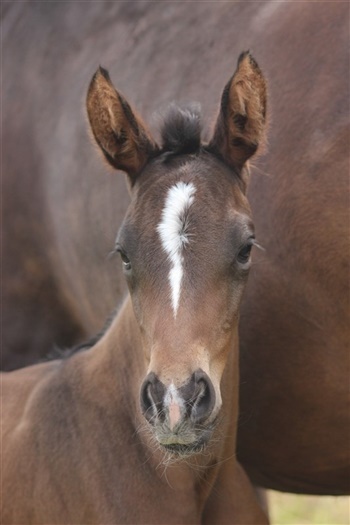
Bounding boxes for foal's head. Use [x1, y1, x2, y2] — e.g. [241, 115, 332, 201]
[87, 52, 267, 456]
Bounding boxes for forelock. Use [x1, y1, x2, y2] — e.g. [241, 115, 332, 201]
[159, 103, 202, 155]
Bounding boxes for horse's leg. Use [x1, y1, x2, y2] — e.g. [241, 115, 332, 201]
[202, 461, 269, 525]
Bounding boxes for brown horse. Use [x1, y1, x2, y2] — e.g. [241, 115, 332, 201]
[2, 0, 349, 503]
[1, 54, 269, 524]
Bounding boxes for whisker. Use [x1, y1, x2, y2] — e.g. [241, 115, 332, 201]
[252, 239, 265, 252]
[249, 161, 273, 179]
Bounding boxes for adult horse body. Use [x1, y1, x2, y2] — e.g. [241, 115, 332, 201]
[2, 0, 349, 502]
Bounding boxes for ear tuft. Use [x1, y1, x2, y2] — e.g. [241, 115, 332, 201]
[96, 65, 110, 81]
[159, 103, 202, 155]
[209, 51, 267, 175]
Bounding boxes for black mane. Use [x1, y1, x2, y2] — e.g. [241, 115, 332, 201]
[45, 308, 117, 362]
[159, 103, 202, 155]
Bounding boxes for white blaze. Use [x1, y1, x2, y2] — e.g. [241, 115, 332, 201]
[157, 181, 196, 317]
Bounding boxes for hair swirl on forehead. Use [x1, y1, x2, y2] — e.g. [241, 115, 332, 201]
[159, 103, 202, 155]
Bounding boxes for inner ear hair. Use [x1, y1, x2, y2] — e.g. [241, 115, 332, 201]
[209, 51, 267, 175]
[86, 67, 158, 182]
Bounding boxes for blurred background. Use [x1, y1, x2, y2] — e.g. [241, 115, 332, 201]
[268, 492, 349, 524]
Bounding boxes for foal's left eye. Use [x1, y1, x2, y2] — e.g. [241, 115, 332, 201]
[237, 241, 253, 266]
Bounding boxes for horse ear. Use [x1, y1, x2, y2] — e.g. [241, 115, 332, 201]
[86, 67, 158, 184]
[209, 51, 267, 180]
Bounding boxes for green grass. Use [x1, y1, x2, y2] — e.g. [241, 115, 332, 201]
[268, 492, 350, 525]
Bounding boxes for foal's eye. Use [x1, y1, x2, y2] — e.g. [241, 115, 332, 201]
[116, 247, 131, 271]
[237, 240, 253, 266]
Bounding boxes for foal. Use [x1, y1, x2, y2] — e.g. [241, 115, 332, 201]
[1, 52, 268, 524]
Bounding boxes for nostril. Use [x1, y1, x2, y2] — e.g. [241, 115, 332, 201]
[190, 371, 216, 424]
[193, 379, 209, 410]
[191, 379, 210, 422]
[140, 373, 165, 424]
[140, 380, 154, 423]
